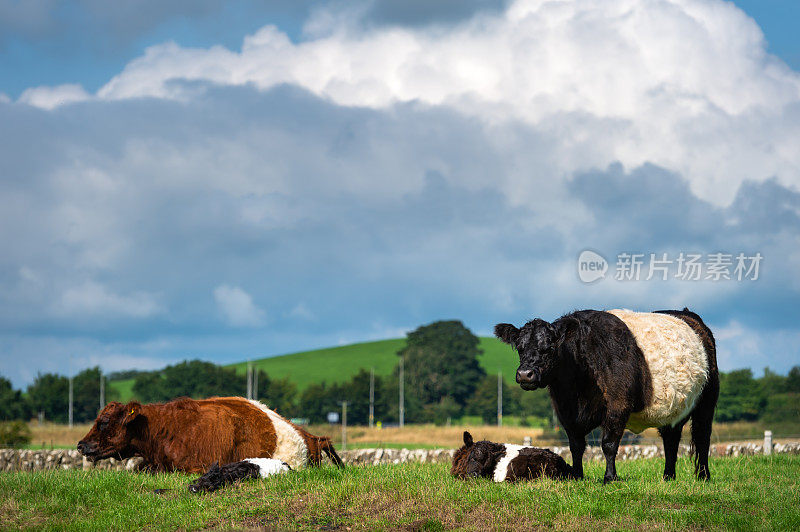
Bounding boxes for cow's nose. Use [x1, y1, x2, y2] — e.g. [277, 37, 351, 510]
[516, 369, 535, 383]
[77, 440, 95, 454]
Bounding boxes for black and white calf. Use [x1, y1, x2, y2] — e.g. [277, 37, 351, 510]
[452, 432, 573, 482]
[495, 308, 719, 483]
[188, 458, 291, 493]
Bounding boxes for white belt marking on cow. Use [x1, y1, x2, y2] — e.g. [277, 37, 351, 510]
[244, 457, 291, 477]
[607, 309, 708, 433]
[247, 399, 308, 469]
[493, 444, 526, 482]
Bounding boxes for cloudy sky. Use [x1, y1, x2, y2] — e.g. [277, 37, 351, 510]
[1, 0, 799, 387]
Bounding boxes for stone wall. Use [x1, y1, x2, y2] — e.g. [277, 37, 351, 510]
[2, 442, 798, 472]
[340, 442, 800, 466]
[0, 449, 143, 472]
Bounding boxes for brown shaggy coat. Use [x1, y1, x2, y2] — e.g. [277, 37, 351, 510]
[77, 396, 343, 473]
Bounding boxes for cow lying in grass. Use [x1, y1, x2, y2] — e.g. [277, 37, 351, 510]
[78, 396, 344, 473]
[452, 431, 573, 482]
[188, 458, 291, 493]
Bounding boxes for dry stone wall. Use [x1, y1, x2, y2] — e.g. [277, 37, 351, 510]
[2, 442, 798, 472]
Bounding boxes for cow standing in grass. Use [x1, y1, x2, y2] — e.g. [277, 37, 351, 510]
[78, 396, 344, 473]
[495, 308, 719, 483]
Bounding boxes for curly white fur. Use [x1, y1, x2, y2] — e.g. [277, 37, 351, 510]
[247, 399, 308, 469]
[244, 457, 291, 477]
[492, 444, 525, 482]
[607, 309, 708, 433]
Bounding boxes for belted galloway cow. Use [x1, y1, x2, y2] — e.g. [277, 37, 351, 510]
[495, 308, 718, 483]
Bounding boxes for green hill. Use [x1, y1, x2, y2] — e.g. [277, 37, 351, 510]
[109, 336, 518, 402]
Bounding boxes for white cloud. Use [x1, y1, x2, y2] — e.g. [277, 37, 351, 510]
[2, 0, 799, 387]
[213, 285, 266, 327]
[56, 281, 163, 318]
[19, 83, 90, 109]
[74, 0, 800, 206]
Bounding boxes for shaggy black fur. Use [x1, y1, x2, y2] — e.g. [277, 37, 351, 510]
[452, 431, 573, 482]
[495, 308, 718, 483]
[654, 308, 719, 480]
[188, 461, 261, 493]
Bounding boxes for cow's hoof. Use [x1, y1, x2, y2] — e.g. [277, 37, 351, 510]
[663, 474, 676, 481]
[602, 474, 620, 484]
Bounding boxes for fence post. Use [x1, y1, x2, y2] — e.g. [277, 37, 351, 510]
[764, 430, 772, 456]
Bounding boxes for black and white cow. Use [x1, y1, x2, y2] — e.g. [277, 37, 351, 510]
[495, 308, 719, 483]
[188, 458, 291, 493]
[452, 431, 573, 482]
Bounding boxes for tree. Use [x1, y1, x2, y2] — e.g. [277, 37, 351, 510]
[0, 421, 31, 447]
[132, 372, 168, 402]
[466, 375, 518, 424]
[331, 369, 384, 426]
[257, 372, 299, 418]
[397, 320, 485, 422]
[72, 367, 120, 422]
[422, 397, 462, 426]
[512, 387, 553, 424]
[758, 367, 786, 396]
[786, 366, 800, 393]
[107, 369, 151, 381]
[0, 377, 31, 421]
[762, 393, 800, 423]
[299, 382, 342, 424]
[716, 369, 766, 422]
[27, 373, 69, 423]
[132, 360, 247, 402]
[162, 360, 246, 399]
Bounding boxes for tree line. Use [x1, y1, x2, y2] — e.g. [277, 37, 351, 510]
[2, 320, 799, 425]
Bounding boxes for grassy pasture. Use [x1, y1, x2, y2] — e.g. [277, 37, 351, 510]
[108, 336, 517, 401]
[1, 456, 798, 530]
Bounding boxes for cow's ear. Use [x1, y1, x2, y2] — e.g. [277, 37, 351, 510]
[494, 323, 519, 345]
[123, 401, 142, 425]
[463, 431, 473, 447]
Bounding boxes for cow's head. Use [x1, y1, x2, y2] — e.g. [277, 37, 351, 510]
[77, 401, 143, 461]
[495, 318, 561, 390]
[451, 431, 505, 480]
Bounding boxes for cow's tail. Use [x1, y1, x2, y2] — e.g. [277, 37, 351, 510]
[319, 437, 345, 468]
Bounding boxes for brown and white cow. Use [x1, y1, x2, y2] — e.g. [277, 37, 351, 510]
[77, 396, 343, 473]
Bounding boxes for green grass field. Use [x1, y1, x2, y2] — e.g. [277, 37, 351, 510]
[1, 456, 798, 530]
[109, 337, 517, 402]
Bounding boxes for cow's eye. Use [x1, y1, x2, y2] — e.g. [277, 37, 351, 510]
[98, 421, 108, 431]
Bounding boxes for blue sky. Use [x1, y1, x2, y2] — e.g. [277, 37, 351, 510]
[1, 0, 799, 387]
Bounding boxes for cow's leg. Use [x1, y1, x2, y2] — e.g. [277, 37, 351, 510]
[567, 431, 586, 479]
[659, 424, 683, 480]
[691, 381, 718, 481]
[600, 412, 627, 484]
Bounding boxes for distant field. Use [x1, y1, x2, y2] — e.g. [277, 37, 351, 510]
[2, 456, 798, 530]
[109, 336, 517, 402]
